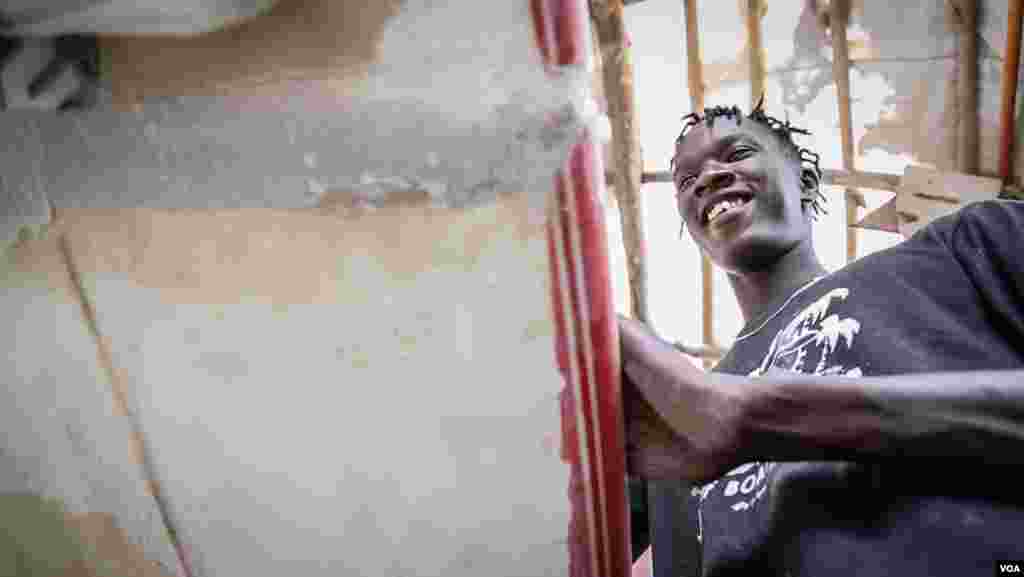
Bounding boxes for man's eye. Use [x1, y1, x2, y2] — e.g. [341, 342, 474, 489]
[678, 175, 696, 190]
[727, 147, 754, 162]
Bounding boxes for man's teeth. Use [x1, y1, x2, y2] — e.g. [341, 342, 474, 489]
[707, 199, 745, 222]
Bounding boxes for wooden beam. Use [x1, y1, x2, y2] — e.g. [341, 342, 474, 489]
[955, 0, 979, 174]
[999, 0, 1023, 184]
[746, 0, 766, 109]
[829, 0, 859, 262]
[640, 167, 902, 191]
[591, 0, 649, 322]
[819, 168, 901, 191]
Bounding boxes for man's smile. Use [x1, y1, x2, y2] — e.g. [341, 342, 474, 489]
[700, 188, 755, 228]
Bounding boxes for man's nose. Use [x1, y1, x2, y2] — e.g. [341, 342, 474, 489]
[694, 169, 735, 198]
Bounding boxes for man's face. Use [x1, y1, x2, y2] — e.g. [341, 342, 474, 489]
[671, 117, 812, 274]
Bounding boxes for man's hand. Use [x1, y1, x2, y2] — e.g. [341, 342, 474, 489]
[619, 315, 750, 484]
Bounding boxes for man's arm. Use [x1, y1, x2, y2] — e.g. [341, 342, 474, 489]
[737, 369, 1024, 466]
[619, 316, 1024, 482]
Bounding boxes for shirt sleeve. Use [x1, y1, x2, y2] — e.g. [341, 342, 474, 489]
[944, 200, 1024, 344]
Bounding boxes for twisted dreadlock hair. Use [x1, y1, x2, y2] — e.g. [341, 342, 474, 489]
[671, 96, 827, 219]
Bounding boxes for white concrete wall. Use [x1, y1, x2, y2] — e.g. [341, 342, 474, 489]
[50, 199, 571, 576]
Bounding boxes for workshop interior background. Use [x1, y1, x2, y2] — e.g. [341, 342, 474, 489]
[2, 1, 1022, 576]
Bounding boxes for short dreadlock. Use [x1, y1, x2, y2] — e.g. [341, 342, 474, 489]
[671, 96, 827, 219]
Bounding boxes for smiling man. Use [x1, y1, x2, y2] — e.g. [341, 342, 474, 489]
[622, 101, 1024, 576]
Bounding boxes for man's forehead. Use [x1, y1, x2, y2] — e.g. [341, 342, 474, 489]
[673, 117, 774, 168]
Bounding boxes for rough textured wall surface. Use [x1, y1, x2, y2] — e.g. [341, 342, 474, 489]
[44, 195, 569, 576]
[1, 1, 593, 574]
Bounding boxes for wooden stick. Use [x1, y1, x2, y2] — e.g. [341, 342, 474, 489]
[829, 0, 859, 262]
[956, 0, 979, 174]
[683, 0, 716, 371]
[746, 0, 765, 109]
[591, 0, 649, 323]
[685, 0, 704, 112]
[1000, 0, 1023, 183]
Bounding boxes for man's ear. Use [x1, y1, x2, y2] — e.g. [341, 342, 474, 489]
[799, 166, 821, 206]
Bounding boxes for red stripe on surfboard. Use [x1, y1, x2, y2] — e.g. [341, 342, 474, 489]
[558, 167, 606, 577]
[547, 219, 592, 577]
[547, 225, 571, 374]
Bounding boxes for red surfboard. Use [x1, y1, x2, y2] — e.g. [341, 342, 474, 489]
[533, 2, 632, 575]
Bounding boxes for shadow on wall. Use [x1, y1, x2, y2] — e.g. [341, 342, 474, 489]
[0, 494, 173, 577]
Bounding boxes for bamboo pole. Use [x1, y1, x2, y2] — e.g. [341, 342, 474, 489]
[829, 0, 859, 262]
[591, 0, 649, 323]
[1000, 0, 1023, 184]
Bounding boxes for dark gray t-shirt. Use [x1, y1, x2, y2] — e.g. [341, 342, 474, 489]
[698, 200, 1024, 576]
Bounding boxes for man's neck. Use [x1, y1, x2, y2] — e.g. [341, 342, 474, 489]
[727, 240, 828, 323]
